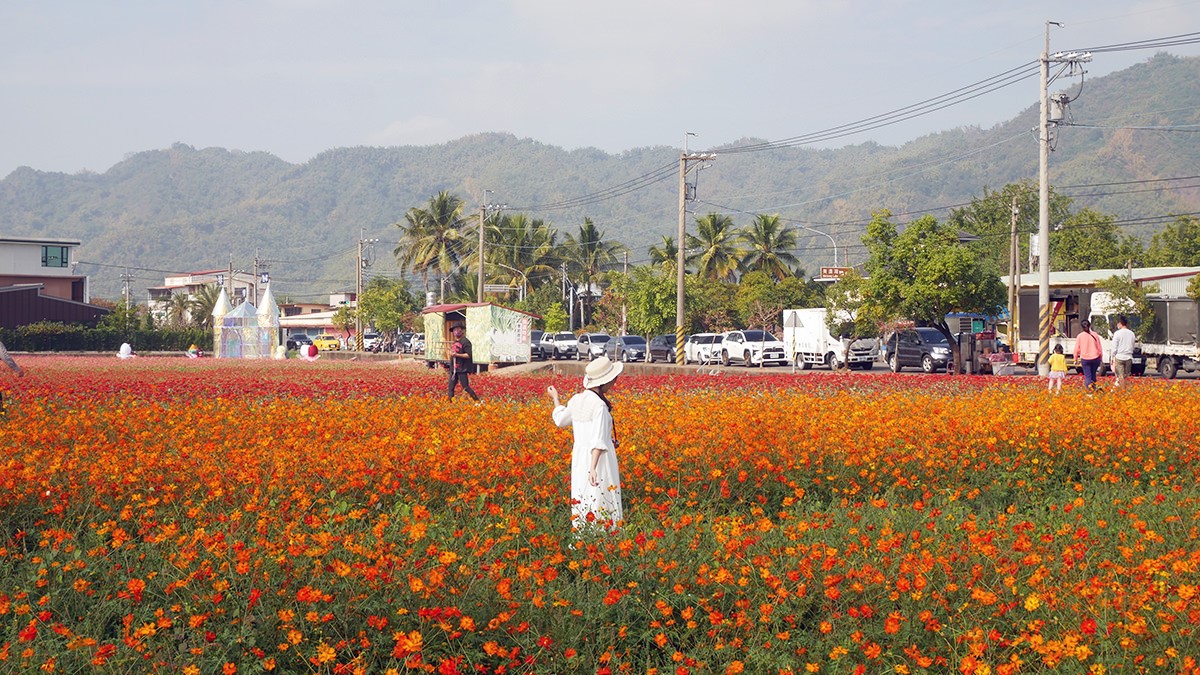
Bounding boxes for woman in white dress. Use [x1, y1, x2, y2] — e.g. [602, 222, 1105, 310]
[547, 356, 624, 533]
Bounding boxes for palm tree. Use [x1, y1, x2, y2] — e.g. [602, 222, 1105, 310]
[686, 212, 742, 282]
[561, 218, 623, 326]
[189, 284, 222, 330]
[648, 235, 678, 269]
[740, 214, 800, 281]
[485, 213, 560, 300]
[164, 292, 192, 329]
[394, 191, 468, 301]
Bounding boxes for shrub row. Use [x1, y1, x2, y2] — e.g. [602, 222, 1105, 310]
[0, 321, 210, 352]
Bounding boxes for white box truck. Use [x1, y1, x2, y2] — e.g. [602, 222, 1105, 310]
[782, 308, 879, 370]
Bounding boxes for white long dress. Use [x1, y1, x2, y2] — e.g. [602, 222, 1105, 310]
[552, 390, 623, 532]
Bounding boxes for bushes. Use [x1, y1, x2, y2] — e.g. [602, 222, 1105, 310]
[0, 321, 210, 352]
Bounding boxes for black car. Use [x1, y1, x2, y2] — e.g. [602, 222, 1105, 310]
[647, 334, 676, 363]
[286, 334, 313, 351]
[886, 327, 952, 373]
[530, 330, 546, 360]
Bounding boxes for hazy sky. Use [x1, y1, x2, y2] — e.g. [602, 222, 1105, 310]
[2, 0, 1199, 178]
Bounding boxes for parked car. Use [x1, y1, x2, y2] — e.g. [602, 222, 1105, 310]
[410, 333, 425, 355]
[361, 332, 380, 350]
[719, 330, 788, 367]
[684, 333, 722, 364]
[545, 332, 578, 360]
[530, 330, 546, 360]
[605, 335, 647, 362]
[647, 334, 676, 363]
[886, 327, 952, 373]
[286, 334, 313, 351]
[575, 333, 611, 360]
[313, 334, 341, 351]
[396, 332, 414, 353]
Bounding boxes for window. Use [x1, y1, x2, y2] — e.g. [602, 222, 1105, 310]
[41, 245, 69, 268]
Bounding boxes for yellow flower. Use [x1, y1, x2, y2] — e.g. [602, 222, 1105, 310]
[1024, 593, 1041, 611]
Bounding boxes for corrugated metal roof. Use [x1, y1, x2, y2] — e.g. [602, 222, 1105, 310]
[1008, 267, 1200, 289]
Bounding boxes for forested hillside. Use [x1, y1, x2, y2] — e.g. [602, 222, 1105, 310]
[2, 53, 1198, 301]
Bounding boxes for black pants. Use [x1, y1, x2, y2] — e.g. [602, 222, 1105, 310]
[447, 371, 479, 400]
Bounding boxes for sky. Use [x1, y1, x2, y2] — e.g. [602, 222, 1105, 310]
[2, 0, 1199, 179]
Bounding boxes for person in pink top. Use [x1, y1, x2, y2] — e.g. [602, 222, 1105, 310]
[1073, 319, 1104, 390]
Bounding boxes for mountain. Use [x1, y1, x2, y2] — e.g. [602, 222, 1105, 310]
[3, 53, 1199, 302]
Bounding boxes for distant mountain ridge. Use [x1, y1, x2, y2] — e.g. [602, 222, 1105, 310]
[2, 53, 1198, 301]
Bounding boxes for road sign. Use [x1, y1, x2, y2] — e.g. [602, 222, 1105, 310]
[819, 267, 852, 279]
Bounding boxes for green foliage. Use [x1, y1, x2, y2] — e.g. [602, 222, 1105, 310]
[824, 270, 877, 340]
[98, 303, 144, 333]
[1146, 215, 1200, 266]
[331, 305, 356, 335]
[861, 212, 1006, 338]
[357, 277, 416, 335]
[607, 266, 678, 337]
[1189, 275, 1200, 302]
[0, 321, 209, 352]
[734, 271, 817, 329]
[686, 213, 743, 282]
[1095, 275, 1159, 340]
[1049, 208, 1143, 271]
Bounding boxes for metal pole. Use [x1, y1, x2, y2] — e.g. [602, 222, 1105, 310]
[477, 205, 486, 303]
[675, 152, 687, 365]
[355, 233, 364, 350]
[1037, 22, 1053, 376]
[1009, 195, 1019, 346]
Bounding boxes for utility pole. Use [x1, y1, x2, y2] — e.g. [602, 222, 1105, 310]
[477, 192, 506, 303]
[356, 230, 379, 351]
[1008, 195, 1019, 346]
[1037, 21, 1091, 375]
[675, 140, 717, 365]
[621, 251, 628, 335]
[227, 258, 235, 304]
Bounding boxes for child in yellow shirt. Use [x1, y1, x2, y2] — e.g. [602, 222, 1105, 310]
[1048, 344, 1067, 393]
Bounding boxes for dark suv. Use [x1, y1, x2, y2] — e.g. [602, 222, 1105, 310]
[886, 327, 952, 373]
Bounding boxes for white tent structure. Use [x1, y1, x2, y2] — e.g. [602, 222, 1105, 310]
[211, 285, 281, 359]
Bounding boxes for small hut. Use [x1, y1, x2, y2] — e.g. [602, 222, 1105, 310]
[421, 302, 539, 369]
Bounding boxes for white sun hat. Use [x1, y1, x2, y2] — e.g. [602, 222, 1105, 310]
[583, 355, 624, 388]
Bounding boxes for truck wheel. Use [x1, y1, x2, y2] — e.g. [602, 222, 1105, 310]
[825, 353, 838, 370]
[889, 354, 902, 373]
[1160, 357, 1179, 380]
[794, 355, 809, 371]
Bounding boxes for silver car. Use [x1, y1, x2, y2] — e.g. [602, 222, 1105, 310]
[575, 333, 610, 360]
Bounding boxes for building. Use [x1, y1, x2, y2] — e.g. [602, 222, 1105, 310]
[147, 270, 260, 326]
[0, 236, 90, 302]
[0, 235, 109, 329]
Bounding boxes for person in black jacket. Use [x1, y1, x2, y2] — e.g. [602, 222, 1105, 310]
[447, 324, 480, 401]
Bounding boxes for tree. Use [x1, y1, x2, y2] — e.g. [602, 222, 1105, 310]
[189, 284, 222, 330]
[739, 214, 800, 281]
[647, 235, 678, 269]
[734, 271, 816, 331]
[1146, 215, 1200, 266]
[686, 212, 742, 282]
[561, 218, 623, 326]
[357, 277, 416, 337]
[484, 213, 560, 301]
[947, 180, 1068, 275]
[163, 293, 192, 329]
[606, 266, 678, 337]
[394, 191, 468, 300]
[332, 305, 356, 339]
[1094, 275, 1158, 340]
[825, 270, 881, 370]
[1049, 208, 1142, 271]
[860, 211, 1007, 373]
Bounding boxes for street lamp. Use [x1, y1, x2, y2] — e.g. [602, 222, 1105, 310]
[490, 262, 528, 302]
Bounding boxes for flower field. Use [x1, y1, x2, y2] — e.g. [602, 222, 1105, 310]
[2, 357, 1200, 674]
